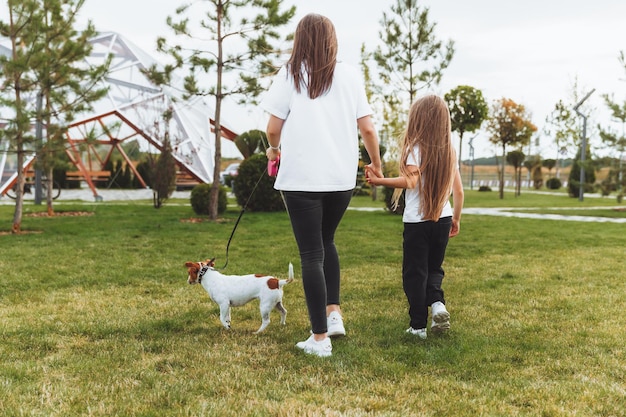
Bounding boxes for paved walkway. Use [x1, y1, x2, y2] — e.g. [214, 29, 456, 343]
[2, 188, 625, 223]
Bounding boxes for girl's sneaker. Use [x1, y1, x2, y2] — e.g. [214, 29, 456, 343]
[406, 327, 427, 339]
[431, 301, 450, 333]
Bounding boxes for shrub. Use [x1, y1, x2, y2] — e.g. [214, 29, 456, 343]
[381, 161, 404, 215]
[233, 153, 285, 212]
[545, 177, 561, 190]
[478, 185, 492, 192]
[190, 183, 227, 215]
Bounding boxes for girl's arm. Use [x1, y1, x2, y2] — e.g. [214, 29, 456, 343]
[366, 165, 419, 189]
[449, 168, 464, 237]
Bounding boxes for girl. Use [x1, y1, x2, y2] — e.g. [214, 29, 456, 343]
[261, 14, 382, 356]
[366, 94, 463, 339]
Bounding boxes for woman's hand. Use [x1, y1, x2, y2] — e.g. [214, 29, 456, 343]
[365, 165, 383, 185]
[266, 147, 280, 161]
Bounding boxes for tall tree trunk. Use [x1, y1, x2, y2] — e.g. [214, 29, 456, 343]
[499, 145, 506, 199]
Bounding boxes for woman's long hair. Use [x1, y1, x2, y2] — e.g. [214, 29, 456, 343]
[392, 95, 456, 221]
[286, 14, 337, 99]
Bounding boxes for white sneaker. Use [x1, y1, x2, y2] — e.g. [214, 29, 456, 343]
[327, 311, 346, 337]
[431, 301, 450, 333]
[296, 334, 332, 357]
[406, 327, 427, 339]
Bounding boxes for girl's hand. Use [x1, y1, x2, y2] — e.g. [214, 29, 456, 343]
[449, 219, 460, 237]
[365, 165, 383, 185]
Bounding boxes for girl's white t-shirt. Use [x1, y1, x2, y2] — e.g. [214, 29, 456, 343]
[403, 146, 453, 223]
[261, 63, 373, 192]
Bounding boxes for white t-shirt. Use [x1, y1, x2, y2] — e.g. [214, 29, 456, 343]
[261, 63, 373, 191]
[403, 146, 453, 223]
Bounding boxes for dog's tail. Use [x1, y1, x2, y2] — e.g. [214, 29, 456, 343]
[280, 262, 294, 287]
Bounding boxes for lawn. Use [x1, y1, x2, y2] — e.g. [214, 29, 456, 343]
[0, 190, 624, 416]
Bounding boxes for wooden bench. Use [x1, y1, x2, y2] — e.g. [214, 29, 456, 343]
[66, 170, 111, 181]
[176, 171, 201, 191]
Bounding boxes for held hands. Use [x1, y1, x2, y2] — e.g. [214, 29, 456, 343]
[364, 164, 383, 185]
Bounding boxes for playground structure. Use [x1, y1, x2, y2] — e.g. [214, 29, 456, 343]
[0, 31, 239, 200]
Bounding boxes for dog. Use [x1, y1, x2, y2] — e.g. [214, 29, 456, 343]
[185, 259, 294, 333]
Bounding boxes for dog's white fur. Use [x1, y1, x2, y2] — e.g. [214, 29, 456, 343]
[185, 259, 294, 333]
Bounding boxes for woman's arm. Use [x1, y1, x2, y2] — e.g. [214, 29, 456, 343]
[265, 115, 284, 161]
[357, 115, 382, 178]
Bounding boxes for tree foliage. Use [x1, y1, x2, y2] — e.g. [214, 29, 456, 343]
[486, 98, 537, 199]
[444, 85, 488, 165]
[506, 150, 525, 196]
[599, 51, 626, 195]
[235, 129, 266, 159]
[544, 99, 578, 178]
[144, 0, 295, 220]
[373, 0, 454, 106]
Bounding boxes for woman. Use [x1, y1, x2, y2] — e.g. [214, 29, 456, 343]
[261, 13, 382, 357]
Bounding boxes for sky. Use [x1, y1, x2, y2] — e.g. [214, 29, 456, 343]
[10, 0, 626, 160]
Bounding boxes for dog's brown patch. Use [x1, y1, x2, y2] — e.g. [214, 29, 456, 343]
[254, 274, 264, 278]
[266, 278, 279, 290]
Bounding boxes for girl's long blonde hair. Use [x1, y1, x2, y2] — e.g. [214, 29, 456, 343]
[286, 14, 337, 99]
[392, 95, 456, 221]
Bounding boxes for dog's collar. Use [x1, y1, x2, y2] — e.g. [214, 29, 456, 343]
[198, 265, 211, 283]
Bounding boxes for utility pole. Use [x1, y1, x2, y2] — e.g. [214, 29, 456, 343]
[573, 88, 595, 202]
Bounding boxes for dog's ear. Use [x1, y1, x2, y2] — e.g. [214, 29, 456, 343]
[185, 262, 196, 268]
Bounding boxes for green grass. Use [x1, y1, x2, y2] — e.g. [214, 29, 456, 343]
[1, 190, 625, 416]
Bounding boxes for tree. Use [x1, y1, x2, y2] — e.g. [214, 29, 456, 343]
[151, 107, 177, 208]
[486, 98, 537, 199]
[524, 154, 543, 190]
[144, 0, 295, 220]
[544, 99, 577, 179]
[235, 129, 265, 159]
[568, 146, 596, 198]
[599, 51, 626, 195]
[506, 150, 525, 196]
[0, 0, 108, 233]
[542, 158, 556, 178]
[445, 85, 488, 166]
[0, 0, 41, 234]
[373, 0, 454, 108]
[32, 0, 109, 215]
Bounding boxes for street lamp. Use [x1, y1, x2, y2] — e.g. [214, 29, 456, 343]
[573, 88, 595, 202]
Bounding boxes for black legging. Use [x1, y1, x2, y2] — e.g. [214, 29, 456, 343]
[282, 190, 353, 334]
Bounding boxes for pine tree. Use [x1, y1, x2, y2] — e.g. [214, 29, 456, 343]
[0, 0, 109, 231]
[144, 0, 295, 219]
[373, 0, 454, 106]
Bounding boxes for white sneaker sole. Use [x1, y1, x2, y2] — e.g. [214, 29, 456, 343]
[431, 310, 450, 333]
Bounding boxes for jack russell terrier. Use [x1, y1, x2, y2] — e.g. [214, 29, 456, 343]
[185, 259, 294, 333]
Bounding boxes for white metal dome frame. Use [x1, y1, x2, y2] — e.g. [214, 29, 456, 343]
[1, 31, 238, 199]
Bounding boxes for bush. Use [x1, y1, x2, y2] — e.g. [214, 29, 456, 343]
[545, 177, 561, 190]
[190, 183, 228, 215]
[233, 153, 285, 212]
[381, 161, 404, 215]
[478, 185, 492, 192]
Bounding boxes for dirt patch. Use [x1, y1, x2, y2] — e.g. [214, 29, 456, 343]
[180, 217, 229, 224]
[25, 211, 95, 218]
